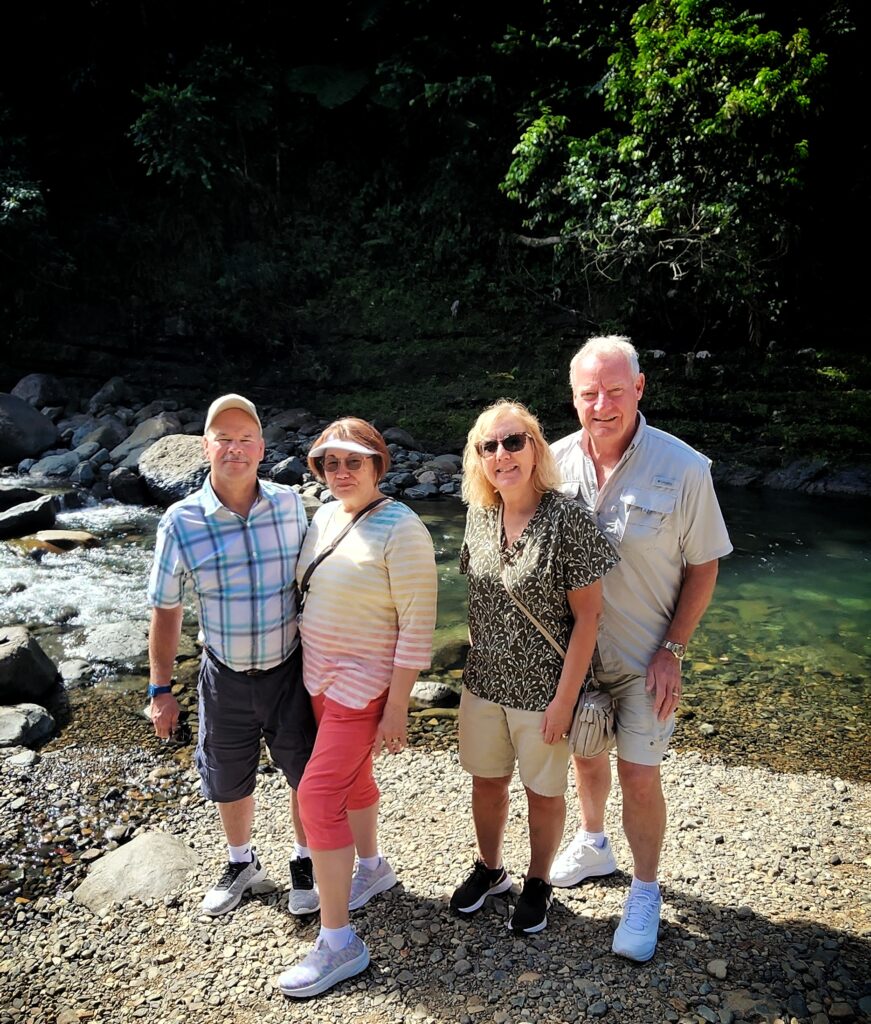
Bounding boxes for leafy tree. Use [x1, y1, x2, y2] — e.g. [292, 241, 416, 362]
[502, 0, 828, 343]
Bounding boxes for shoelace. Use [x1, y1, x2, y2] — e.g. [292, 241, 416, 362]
[624, 890, 658, 931]
[216, 860, 251, 889]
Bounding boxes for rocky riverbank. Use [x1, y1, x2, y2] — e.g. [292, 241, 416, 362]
[1, 718, 869, 1024]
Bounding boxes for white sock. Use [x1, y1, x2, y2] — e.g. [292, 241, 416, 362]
[320, 925, 352, 951]
[631, 876, 660, 897]
[357, 854, 380, 871]
[582, 830, 606, 848]
[294, 843, 311, 860]
[228, 842, 252, 864]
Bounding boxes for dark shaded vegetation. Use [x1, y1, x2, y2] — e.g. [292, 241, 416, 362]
[0, 1, 868, 455]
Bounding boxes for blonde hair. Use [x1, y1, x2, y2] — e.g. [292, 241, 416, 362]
[461, 399, 562, 507]
[569, 334, 640, 387]
[307, 417, 391, 482]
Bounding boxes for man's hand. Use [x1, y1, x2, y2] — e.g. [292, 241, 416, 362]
[150, 691, 181, 739]
[645, 647, 682, 721]
[374, 701, 408, 757]
[541, 696, 575, 745]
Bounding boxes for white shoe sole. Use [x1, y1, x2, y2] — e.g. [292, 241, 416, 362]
[551, 857, 617, 889]
[612, 936, 657, 962]
[348, 866, 398, 911]
[287, 892, 321, 916]
[452, 874, 513, 914]
[200, 863, 268, 917]
[279, 947, 370, 998]
[507, 911, 549, 934]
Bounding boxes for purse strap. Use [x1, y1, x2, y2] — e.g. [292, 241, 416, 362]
[299, 496, 390, 604]
[497, 504, 567, 659]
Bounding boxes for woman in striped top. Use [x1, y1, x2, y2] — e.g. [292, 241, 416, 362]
[278, 418, 438, 999]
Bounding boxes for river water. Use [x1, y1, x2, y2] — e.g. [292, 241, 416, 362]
[1, 484, 869, 780]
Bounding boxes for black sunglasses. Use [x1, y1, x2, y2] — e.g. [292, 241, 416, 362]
[476, 431, 532, 458]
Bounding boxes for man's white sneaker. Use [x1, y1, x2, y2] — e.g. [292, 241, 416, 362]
[611, 886, 662, 962]
[201, 856, 267, 916]
[349, 857, 397, 911]
[550, 835, 617, 888]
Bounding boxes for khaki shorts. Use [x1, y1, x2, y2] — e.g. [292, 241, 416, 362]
[458, 687, 569, 798]
[594, 668, 675, 766]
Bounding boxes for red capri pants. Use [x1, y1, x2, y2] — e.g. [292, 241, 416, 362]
[297, 691, 387, 850]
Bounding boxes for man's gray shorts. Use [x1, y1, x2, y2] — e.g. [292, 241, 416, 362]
[195, 645, 316, 803]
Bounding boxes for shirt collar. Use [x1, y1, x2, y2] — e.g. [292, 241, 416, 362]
[202, 474, 275, 516]
[580, 412, 647, 461]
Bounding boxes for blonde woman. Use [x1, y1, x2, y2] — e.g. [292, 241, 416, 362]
[450, 400, 617, 934]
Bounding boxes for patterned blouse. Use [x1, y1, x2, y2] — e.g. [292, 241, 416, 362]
[460, 489, 618, 712]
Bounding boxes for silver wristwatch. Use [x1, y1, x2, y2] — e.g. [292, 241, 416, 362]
[659, 640, 686, 661]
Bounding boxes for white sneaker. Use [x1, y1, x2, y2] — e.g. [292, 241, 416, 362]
[279, 931, 370, 998]
[612, 886, 662, 962]
[551, 834, 617, 888]
[201, 856, 267, 916]
[348, 857, 397, 910]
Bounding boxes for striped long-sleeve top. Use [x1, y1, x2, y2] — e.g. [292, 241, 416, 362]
[296, 498, 437, 708]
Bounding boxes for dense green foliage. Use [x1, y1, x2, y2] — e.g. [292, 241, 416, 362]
[0, 0, 867, 446]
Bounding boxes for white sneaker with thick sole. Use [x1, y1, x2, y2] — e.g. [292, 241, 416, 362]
[611, 886, 662, 962]
[551, 834, 617, 888]
[279, 932, 370, 998]
[348, 857, 397, 911]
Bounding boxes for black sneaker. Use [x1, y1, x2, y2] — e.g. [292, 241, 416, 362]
[450, 859, 513, 914]
[508, 877, 553, 934]
[201, 856, 266, 916]
[288, 856, 320, 915]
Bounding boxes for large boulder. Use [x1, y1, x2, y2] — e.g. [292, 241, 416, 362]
[107, 466, 150, 505]
[29, 451, 81, 479]
[110, 412, 183, 467]
[68, 620, 150, 670]
[383, 426, 418, 449]
[0, 394, 59, 464]
[271, 456, 306, 486]
[0, 487, 42, 513]
[79, 415, 128, 452]
[11, 373, 67, 408]
[73, 832, 200, 914]
[0, 495, 57, 540]
[0, 703, 55, 747]
[87, 376, 127, 414]
[0, 626, 60, 702]
[138, 434, 208, 506]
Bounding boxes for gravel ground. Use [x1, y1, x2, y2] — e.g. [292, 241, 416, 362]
[2, 724, 870, 1024]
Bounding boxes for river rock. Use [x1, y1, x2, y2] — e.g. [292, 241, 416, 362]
[271, 456, 306, 485]
[0, 487, 42, 512]
[79, 415, 129, 451]
[21, 530, 101, 554]
[0, 393, 59, 463]
[0, 702, 55, 747]
[405, 483, 439, 499]
[29, 450, 81, 478]
[0, 495, 57, 540]
[410, 679, 459, 709]
[107, 466, 150, 505]
[384, 426, 418, 449]
[423, 454, 463, 473]
[69, 620, 150, 669]
[110, 412, 183, 468]
[11, 373, 67, 408]
[138, 434, 208, 506]
[0, 626, 60, 702]
[87, 376, 127, 414]
[73, 831, 200, 914]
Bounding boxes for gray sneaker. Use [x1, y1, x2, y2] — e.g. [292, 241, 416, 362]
[201, 856, 267, 916]
[288, 855, 320, 916]
[278, 931, 370, 998]
[348, 857, 397, 911]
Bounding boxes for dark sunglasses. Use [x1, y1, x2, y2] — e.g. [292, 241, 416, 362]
[476, 431, 532, 458]
[318, 455, 372, 473]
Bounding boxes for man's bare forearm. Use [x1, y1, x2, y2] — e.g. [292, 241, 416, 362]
[149, 605, 184, 683]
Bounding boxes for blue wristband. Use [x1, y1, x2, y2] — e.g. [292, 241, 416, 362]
[147, 684, 173, 698]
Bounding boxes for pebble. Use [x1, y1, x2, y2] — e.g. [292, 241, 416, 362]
[0, 735, 867, 1024]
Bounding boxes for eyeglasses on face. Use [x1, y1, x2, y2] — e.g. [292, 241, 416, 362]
[319, 454, 372, 473]
[476, 431, 532, 458]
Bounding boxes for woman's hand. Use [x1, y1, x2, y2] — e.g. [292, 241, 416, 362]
[374, 700, 409, 756]
[541, 696, 574, 745]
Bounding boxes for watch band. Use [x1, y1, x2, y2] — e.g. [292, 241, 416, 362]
[147, 684, 173, 698]
[659, 640, 686, 661]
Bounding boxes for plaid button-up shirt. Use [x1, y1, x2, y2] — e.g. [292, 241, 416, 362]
[147, 476, 307, 671]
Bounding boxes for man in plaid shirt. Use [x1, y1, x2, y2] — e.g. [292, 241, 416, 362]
[147, 394, 318, 917]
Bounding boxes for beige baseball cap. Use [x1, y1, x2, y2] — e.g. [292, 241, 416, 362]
[203, 393, 262, 434]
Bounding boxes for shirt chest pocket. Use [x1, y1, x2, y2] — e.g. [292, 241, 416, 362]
[620, 488, 676, 549]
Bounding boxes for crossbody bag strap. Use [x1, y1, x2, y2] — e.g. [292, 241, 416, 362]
[299, 497, 390, 602]
[497, 504, 566, 659]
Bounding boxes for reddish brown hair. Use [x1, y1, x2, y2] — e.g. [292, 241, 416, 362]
[307, 417, 392, 482]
